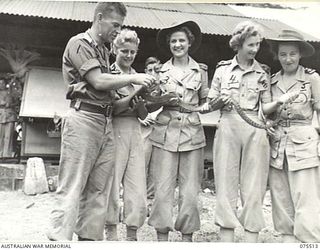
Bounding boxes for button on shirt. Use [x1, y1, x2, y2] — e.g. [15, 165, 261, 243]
[269, 66, 320, 171]
[208, 57, 271, 111]
[62, 30, 113, 104]
[149, 57, 209, 152]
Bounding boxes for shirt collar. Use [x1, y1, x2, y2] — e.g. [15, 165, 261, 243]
[84, 29, 98, 48]
[230, 56, 264, 73]
[161, 56, 200, 72]
[294, 65, 307, 82]
[272, 65, 306, 85]
[111, 62, 136, 75]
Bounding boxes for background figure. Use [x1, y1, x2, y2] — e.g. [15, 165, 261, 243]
[267, 30, 320, 243]
[105, 29, 148, 241]
[0, 77, 18, 158]
[139, 56, 162, 200]
[47, 2, 155, 241]
[147, 20, 209, 242]
[207, 21, 276, 242]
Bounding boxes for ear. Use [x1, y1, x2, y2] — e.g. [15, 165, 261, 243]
[97, 13, 103, 22]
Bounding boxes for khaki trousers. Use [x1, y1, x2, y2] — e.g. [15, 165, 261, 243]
[214, 113, 269, 232]
[148, 147, 204, 234]
[48, 109, 115, 241]
[105, 117, 147, 229]
[269, 159, 320, 242]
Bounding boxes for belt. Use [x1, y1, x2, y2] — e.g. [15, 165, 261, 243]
[70, 100, 113, 117]
[222, 109, 258, 115]
[278, 119, 311, 127]
[163, 106, 193, 113]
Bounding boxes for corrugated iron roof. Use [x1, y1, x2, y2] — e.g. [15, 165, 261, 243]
[230, 4, 320, 40]
[0, 0, 319, 42]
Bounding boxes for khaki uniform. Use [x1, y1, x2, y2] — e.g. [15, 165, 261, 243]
[140, 108, 162, 198]
[0, 85, 17, 158]
[48, 31, 115, 241]
[148, 57, 208, 234]
[105, 63, 147, 229]
[269, 66, 320, 242]
[208, 57, 271, 232]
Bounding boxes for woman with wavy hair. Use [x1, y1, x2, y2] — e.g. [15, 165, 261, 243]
[207, 21, 293, 242]
[104, 28, 148, 241]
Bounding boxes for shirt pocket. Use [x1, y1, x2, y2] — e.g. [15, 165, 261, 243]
[185, 79, 201, 92]
[221, 81, 240, 95]
[186, 114, 205, 145]
[290, 128, 319, 161]
[149, 113, 171, 144]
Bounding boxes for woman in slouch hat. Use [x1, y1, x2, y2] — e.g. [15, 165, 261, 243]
[266, 30, 320, 243]
[147, 20, 209, 242]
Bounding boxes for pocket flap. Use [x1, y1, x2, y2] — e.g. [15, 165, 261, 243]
[155, 113, 171, 125]
[187, 114, 201, 125]
[185, 80, 201, 91]
[291, 129, 319, 144]
[247, 81, 262, 92]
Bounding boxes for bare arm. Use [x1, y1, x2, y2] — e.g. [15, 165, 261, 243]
[85, 68, 155, 91]
[262, 101, 282, 115]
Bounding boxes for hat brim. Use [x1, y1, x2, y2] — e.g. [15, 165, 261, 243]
[267, 38, 315, 57]
[156, 21, 202, 55]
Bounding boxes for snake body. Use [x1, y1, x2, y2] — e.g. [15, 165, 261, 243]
[136, 87, 276, 130]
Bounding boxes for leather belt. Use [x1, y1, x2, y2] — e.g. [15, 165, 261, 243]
[163, 106, 193, 113]
[70, 100, 113, 117]
[278, 119, 311, 127]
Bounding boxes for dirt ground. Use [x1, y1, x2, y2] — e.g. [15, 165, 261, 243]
[0, 186, 282, 243]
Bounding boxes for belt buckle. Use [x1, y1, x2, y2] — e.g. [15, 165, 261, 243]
[280, 120, 290, 127]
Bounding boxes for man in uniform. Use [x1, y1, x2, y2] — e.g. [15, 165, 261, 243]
[47, 2, 155, 241]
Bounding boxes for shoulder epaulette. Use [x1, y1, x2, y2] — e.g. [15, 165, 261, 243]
[216, 60, 232, 69]
[259, 63, 270, 74]
[305, 67, 316, 74]
[198, 63, 208, 72]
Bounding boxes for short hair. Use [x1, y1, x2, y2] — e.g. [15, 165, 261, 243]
[229, 21, 263, 52]
[113, 29, 140, 49]
[145, 57, 160, 68]
[166, 26, 195, 47]
[93, 2, 127, 21]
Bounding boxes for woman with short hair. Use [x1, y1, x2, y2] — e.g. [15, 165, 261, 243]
[207, 21, 282, 242]
[104, 28, 148, 241]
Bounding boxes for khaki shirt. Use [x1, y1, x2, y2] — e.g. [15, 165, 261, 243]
[149, 56, 209, 152]
[62, 30, 113, 104]
[270, 66, 320, 171]
[208, 56, 271, 111]
[111, 63, 138, 117]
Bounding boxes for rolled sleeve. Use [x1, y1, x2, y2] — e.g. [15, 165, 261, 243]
[311, 72, 320, 110]
[67, 40, 101, 78]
